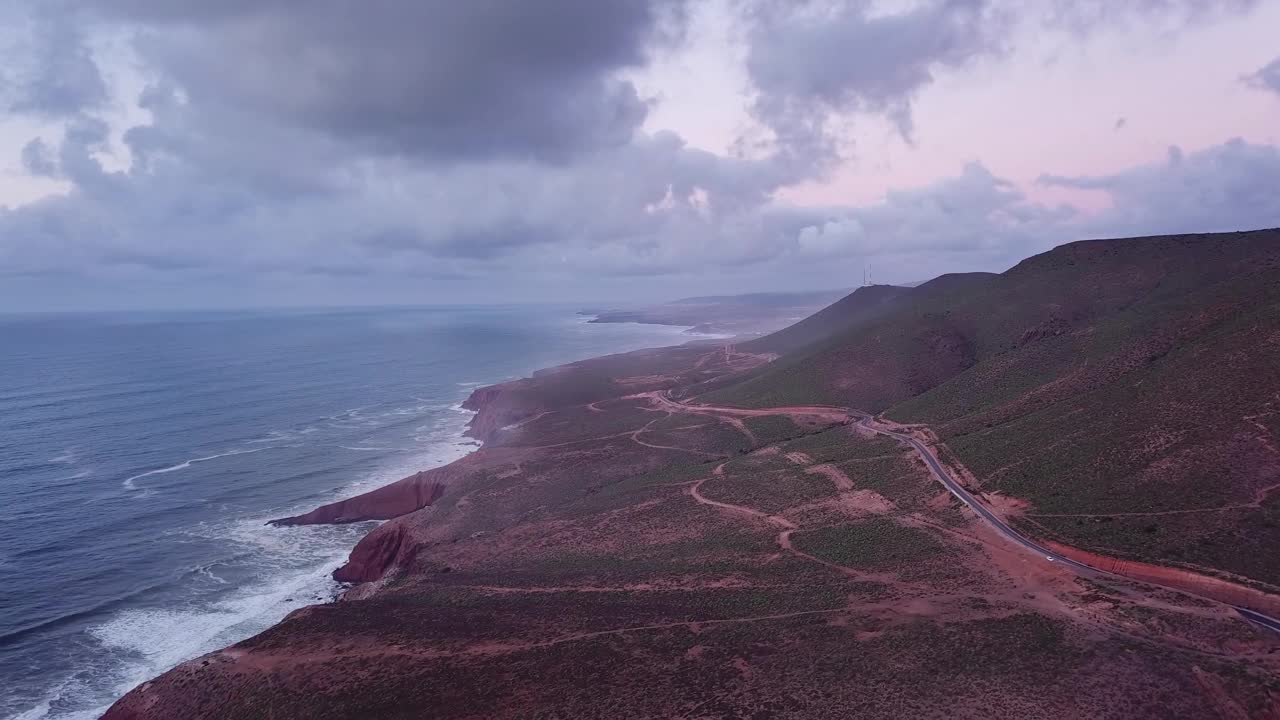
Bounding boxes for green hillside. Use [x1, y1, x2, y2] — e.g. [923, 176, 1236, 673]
[706, 229, 1280, 585]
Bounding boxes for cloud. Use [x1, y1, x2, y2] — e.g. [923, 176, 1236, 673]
[0, 1, 810, 282]
[738, 0, 1258, 154]
[0, 2, 107, 117]
[1039, 139, 1280, 237]
[0, 118, 791, 278]
[791, 162, 1076, 266]
[0, 0, 1275, 306]
[1041, 0, 1261, 34]
[742, 0, 1010, 148]
[1244, 55, 1280, 96]
[78, 0, 687, 162]
[19, 139, 58, 176]
[785, 138, 1280, 279]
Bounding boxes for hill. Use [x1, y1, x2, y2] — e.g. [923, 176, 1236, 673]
[740, 283, 916, 354]
[705, 229, 1280, 586]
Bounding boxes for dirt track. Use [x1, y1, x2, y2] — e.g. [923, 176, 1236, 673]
[653, 390, 1280, 635]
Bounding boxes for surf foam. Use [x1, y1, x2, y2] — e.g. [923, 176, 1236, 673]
[121, 447, 277, 490]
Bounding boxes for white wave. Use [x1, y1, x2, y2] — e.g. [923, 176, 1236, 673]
[87, 551, 346, 711]
[28, 388, 485, 718]
[121, 447, 276, 491]
[72, 489, 384, 717]
[328, 403, 478, 503]
[12, 698, 54, 720]
[193, 564, 230, 585]
[11, 697, 52, 720]
[245, 429, 292, 445]
[336, 445, 396, 452]
[10, 670, 112, 720]
[50, 449, 77, 465]
[328, 405, 371, 420]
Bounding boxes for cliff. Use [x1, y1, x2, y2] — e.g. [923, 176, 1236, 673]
[331, 516, 422, 583]
[270, 471, 446, 526]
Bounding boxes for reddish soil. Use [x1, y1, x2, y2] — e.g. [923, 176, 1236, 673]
[805, 463, 854, 491]
[689, 471, 797, 531]
[1045, 541, 1280, 618]
[670, 392, 1280, 638]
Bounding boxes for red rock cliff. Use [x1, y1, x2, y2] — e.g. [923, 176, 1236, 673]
[461, 380, 543, 442]
[333, 516, 420, 583]
[270, 471, 445, 526]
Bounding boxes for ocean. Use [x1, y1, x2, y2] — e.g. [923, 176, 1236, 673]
[0, 306, 694, 719]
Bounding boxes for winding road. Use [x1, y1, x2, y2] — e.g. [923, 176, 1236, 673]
[854, 417, 1097, 576]
[652, 391, 1280, 636]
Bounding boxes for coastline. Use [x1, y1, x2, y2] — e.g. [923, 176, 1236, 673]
[202, 331, 713, 645]
[159, 321, 706, 693]
[33, 403, 486, 720]
[191, 324, 712, 630]
[270, 316, 732, 531]
[265, 352, 642, 579]
[251, 335, 755, 599]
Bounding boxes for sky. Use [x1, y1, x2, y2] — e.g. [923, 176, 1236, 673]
[1, 0, 1279, 311]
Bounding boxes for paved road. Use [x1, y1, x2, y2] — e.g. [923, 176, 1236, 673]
[854, 417, 1097, 575]
[1234, 606, 1280, 634]
[657, 391, 1280, 636]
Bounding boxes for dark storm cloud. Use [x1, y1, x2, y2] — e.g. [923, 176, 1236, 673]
[80, 0, 687, 161]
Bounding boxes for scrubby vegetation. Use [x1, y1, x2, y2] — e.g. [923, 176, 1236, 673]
[712, 230, 1280, 585]
[790, 519, 951, 570]
[741, 414, 801, 445]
